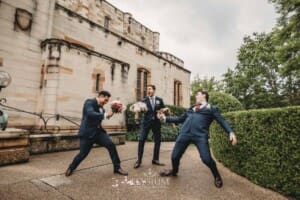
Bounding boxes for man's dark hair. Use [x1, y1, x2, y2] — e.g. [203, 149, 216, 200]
[199, 91, 209, 101]
[147, 84, 156, 90]
[98, 90, 111, 97]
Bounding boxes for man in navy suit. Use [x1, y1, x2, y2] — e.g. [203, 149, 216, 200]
[134, 85, 166, 168]
[158, 91, 237, 188]
[65, 91, 128, 176]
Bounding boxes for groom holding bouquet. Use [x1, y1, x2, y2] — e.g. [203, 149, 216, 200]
[134, 85, 166, 168]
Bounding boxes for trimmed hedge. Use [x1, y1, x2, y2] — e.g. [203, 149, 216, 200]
[125, 104, 185, 141]
[210, 106, 300, 199]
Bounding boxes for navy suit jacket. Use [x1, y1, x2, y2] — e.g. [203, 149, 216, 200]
[78, 98, 107, 139]
[166, 104, 233, 139]
[141, 96, 165, 125]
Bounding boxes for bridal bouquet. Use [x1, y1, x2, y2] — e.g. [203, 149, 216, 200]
[157, 107, 172, 116]
[129, 102, 148, 121]
[111, 100, 126, 113]
[129, 102, 148, 113]
[157, 107, 176, 128]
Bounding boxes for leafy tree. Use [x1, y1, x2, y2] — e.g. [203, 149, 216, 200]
[190, 75, 224, 105]
[223, 32, 283, 109]
[269, 0, 300, 105]
[192, 1, 300, 109]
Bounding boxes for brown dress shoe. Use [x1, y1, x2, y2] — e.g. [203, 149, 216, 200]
[214, 176, 223, 188]
[152, 160, 165, 166]
[65, 168, 73, 177]
[114, 168, 128, 176]
[159, 169, 177, 177]
[134, 161, 141, 169]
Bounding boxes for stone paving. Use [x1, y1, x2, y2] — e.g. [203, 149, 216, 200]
[0, 142, 288, 200]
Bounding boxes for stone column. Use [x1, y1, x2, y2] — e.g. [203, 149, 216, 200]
[123, 12, 132, 36]
[39, 43, 62, 128]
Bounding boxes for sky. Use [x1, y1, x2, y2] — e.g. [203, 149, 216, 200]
[108, 0, 278, 80]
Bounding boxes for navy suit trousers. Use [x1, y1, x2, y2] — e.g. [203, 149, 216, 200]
[137, 120, 161, 161]
[171, 134, 220, 178]
[69, 132, 121, 171]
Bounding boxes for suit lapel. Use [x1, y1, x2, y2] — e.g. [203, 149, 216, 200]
[93, 98, 100, 113]
[201, 103, 212, 112]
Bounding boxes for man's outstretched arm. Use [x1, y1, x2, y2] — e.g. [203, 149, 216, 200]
[158, 112, 188, 124]
[212, 106, 237, 145]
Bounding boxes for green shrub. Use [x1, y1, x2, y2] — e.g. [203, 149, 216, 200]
[126, 130, 139, 141]
[125, 103, 139, 131]
[126, 124, 179, 142]
[209, 92, 244, 113]
[165, 104, 187, 116]
[125, 104, 186, 141]
[210, 106, 300, 199]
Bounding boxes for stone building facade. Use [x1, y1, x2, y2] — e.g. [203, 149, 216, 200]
[0, 0, 190, 154]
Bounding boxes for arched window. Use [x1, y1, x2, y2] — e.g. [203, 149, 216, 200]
[96, 73, 101, 92]
[92, 69, 104, 93]
[136, 68, 150, 100]
[174, 80, 182, 106]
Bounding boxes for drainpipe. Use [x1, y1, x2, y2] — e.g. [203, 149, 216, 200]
[39, 0, 56, 130]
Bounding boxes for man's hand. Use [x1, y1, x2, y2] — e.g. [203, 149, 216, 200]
[106, 111, 114, 119]
[229, 133, 237, 145]
[157, 112, 165, 120]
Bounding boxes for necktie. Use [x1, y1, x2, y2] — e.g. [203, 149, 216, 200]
[195, 103, 201, 112]
[151, 97, 155, 110]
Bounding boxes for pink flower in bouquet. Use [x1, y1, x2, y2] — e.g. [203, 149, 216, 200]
[111, 100, 126, 113]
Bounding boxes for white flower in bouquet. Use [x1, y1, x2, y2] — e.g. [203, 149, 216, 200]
[111, 100, 126, 113]
[129, 102, 148, 113]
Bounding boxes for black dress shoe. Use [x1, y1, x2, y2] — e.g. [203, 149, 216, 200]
[134, 161, 141, 169]
[65, 168, 73, 177]
[214, 176, 223, 188]
[114, 168, 128, 176]
[159, 169, 177, 177]
[152, 160, 165, 166]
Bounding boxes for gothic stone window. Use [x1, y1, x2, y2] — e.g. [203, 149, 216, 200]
[141, 36, 145, 45]
[174, 80, 182, 106]
[136, 68, 150, 100]
[96, 73, 101, 92]
[104, 16, 110, 30]
[92, 70, 105, 93]
[136, 47, 143, 56]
